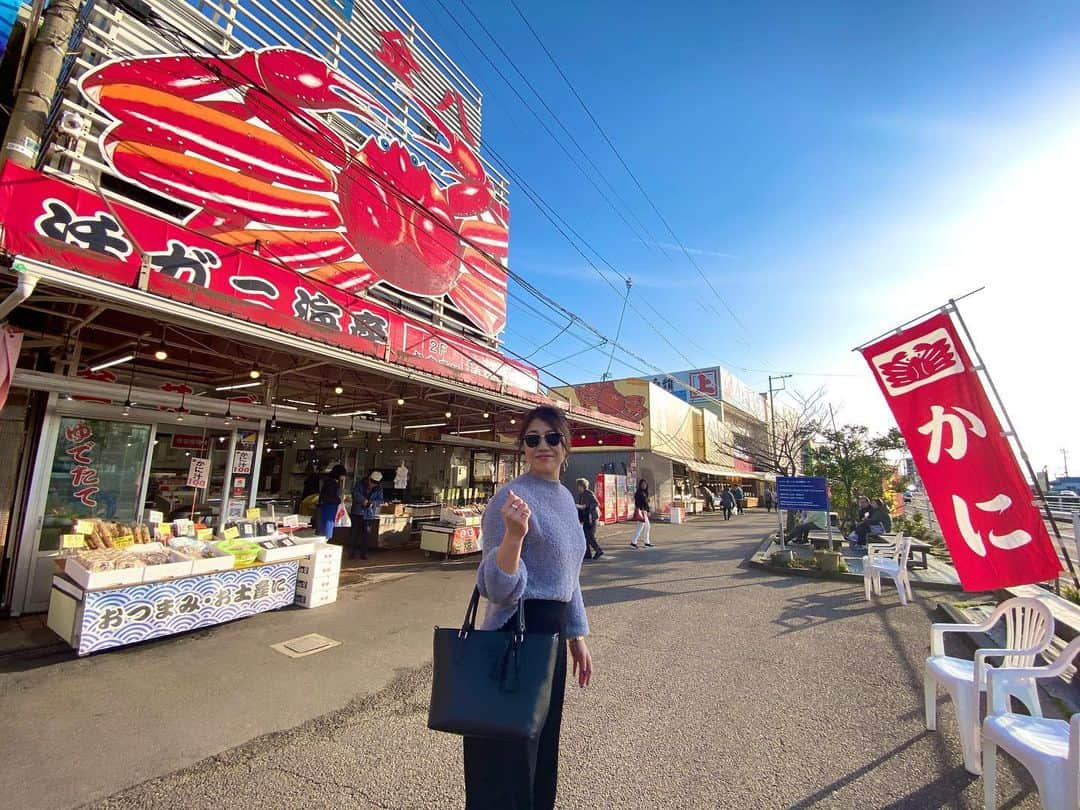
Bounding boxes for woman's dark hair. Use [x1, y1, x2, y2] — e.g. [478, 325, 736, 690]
[516, 406, 573, 452]
[637, 478, 648, 491]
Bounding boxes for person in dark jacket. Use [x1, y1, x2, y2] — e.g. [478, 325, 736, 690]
[315, 472, 342, 540]
[575, 478, 603, 560]
[719, 487, 735, 520]
[849, 498, 891, 546]
[732, 485, 744, 515]
[764, 489, 774, 512]
[630, 479, 653, 548]
[301, 462, 321, 500]
[349, 470, 384, 559]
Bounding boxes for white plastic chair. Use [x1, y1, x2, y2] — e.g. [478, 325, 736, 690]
[983, 635, 1080, 809]
[924, 596, 1054, 775]
[862, 536, 913, 604]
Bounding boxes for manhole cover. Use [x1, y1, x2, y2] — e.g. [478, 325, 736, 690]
[271, 633, 341, 658]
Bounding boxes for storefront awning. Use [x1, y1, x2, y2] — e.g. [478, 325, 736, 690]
[7, 256, 641, 437]
[739, 471, 778, 482]
[684, 460, 741, 477]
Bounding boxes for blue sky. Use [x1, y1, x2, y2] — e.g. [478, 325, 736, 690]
[411, 0, 1080, 476]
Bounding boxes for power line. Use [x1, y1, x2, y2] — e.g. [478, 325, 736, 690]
[451, 0, 670, 258]
[144, 15, 736, 411]
[426, 0, 663, 252]
[602, 277, 632, 380]
[507, 0, 760, 343]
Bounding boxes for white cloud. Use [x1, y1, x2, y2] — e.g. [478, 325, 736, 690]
[639, 239, 736, 258]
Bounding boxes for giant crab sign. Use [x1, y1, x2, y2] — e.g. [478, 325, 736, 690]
[77, 40, 509, 336]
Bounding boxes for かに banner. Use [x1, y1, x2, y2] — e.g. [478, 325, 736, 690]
[860, 311, 1060, 590]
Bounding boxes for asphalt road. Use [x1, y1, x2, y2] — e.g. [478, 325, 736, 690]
[88, 512, 1043, 809]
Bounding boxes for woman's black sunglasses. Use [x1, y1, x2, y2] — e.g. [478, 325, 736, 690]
[523, 431, 563, 448]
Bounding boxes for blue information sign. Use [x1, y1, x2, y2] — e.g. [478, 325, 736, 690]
[776, 476, 830, 511]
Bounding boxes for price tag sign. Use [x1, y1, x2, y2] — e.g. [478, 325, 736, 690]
[61, 534, 86, 549]
[196, 527, 214, 541]
[158, 523, 172, 538]
[282, 514, 300, 528]
[146, 510, 164, 525]
[245, 507, 261, 520]
[74, 519, 96, 535]
[233, 450, 253, 475]
[223, 526, 240, 541]
[113, 535, 135, 548]
[186, 457, 210, 489]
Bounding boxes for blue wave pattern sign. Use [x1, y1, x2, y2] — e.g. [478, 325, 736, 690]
[0, 0, 22, 57]
[79, 561, 299, 654]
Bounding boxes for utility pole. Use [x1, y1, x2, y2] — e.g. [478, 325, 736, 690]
[1, 0, 81, 170]
[1063, 448, 1070, 477]
[767, 373, 791, 472]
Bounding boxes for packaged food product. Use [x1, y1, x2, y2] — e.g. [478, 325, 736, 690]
[74, 548, 146, 571]
[214, 538, 260, 565]
[140, 550, 172, 566]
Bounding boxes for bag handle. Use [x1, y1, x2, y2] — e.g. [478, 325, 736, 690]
[461, 586, 526, 639]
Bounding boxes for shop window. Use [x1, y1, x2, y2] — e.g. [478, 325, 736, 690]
[40, 418, 151, 551]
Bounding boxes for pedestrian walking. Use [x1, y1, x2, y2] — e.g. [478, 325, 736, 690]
[720, 486, 735, 521]
[732, 485, 744, 516]
[315, 470, 342, 540]
[764, 488, 774, 512]
[630, 478, 653, 547]
[576, 477, 603, 560]
[465, 406, 593, 809]
[348, 470, 384, 559]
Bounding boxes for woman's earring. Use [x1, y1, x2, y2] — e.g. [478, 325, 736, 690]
[561, 458, 569, 473]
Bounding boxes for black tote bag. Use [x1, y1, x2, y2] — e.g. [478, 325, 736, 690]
[428, 587, 559, 741]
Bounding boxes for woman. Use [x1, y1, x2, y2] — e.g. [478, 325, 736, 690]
[467, 406, 593, 809]
[630, 478, 653, 548]
[575, 477, 603, 560]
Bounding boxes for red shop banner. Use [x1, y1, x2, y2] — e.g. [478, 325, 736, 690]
[860, 311, 1060, 590]
[0, 163, 538, 397]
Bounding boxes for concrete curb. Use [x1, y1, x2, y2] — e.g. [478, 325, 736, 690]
[745, 533, 964, 592]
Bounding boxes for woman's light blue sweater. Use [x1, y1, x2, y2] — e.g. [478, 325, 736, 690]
[476, 473, 589, 636]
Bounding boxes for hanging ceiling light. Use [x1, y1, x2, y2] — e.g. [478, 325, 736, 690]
[248, 365, 261, 380]
[509, 418, 517, 425]
[122, 399, 132, 417]
[396, 396, 405, 406]
[223, 405, 233, 426]
[333, 380, 344, 395]
[444, 410, 452, 419]
[153, 343, 168, 361]
[483, 412, 490, 419]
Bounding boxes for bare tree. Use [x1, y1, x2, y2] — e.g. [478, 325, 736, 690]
[742, 387, 827, 476]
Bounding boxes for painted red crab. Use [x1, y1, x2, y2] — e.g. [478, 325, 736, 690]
[78, 42, 509, 335]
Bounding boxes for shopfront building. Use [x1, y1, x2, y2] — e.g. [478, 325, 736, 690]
[0, 0, 640, 615]
[553, 378, 764, 518]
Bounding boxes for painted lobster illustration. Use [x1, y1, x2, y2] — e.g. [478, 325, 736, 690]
[575, 382, 647, 423]
[77, 43, 509, 335]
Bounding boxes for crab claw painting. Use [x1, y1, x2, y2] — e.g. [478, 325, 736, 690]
[77, 34, 509, 336]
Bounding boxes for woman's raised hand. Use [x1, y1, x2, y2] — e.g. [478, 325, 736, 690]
[501, 490, 532, 541]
